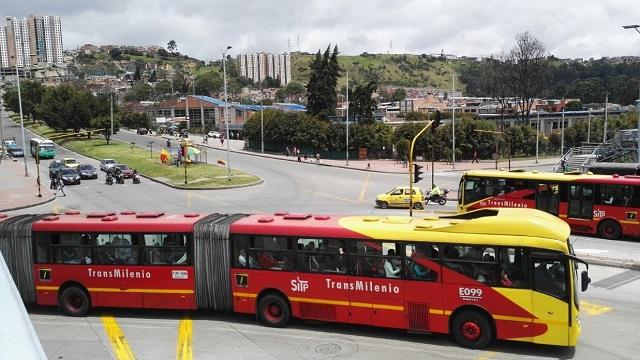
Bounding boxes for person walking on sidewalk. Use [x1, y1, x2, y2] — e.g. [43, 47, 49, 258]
[472, 149, 479, 164]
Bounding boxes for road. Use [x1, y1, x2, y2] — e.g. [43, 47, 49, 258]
[2, 115, 640, 359]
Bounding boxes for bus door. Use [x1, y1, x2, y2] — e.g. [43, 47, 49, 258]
[567, 184, 593, 224]
[535, 183, 560, 215]
[531, 255, 569, 346]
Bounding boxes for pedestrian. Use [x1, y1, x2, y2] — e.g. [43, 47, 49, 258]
[176, 153, 181, 167]
[203, 135, 208, 144]
[220, 136, 224, 147]
[304, 153, 308, 161]
[315, 153, 320, 163]
[285, 146, 290, 156]
[472, 149, 479, 164]
[54, 174, 66, 197]
[166, 139, 171, 149]
[297, 153, 302, 162]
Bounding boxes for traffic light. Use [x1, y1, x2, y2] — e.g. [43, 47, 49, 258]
[413, 163, 424, 183]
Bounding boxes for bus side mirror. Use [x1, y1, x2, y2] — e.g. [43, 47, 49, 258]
[581, 270, 591, 292]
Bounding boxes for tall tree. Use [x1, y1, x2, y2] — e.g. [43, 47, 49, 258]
[350, 81, 378, 124]
[505, 32, 550, 122]
[167, 40, 177, 53]
[306, 45, 340, 118]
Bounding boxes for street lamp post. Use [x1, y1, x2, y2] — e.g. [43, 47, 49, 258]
[345, 71, 349, 166]
[603, 92, 609, 143]
[624, 25, 640, 161]
[222, 46, 232, 181]
[15, 59, 28, 176]
[443, 65, 456, 168]
[260, 94, 264, 154]
[536, 111, 540, 164]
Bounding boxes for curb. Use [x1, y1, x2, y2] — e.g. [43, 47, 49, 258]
[579, 255, 640, 272]
[0, 193, 56, 212]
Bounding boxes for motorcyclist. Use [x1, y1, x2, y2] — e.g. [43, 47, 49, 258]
[132, 169, 140, 184]
[430, 184, 442, 198]
[105, 171, 113, 185]
[114, 167, 124, 184]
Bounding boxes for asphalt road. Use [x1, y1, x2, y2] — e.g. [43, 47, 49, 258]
[2, 116, 640, 359]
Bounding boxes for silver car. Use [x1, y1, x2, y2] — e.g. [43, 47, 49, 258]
[100, 159, 117, 172]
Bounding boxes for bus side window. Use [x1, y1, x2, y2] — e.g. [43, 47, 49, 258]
[232, 235, 252, 268]
[533, 259, 567, 299]
[405, 243, 438, 281]
[498, 248, 529, 288]
[34, 233, 49, 263]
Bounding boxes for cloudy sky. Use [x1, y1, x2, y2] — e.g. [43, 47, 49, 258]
[5, 0, 640, 60]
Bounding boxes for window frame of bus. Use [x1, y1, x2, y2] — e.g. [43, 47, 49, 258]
[530, 250, 569, 301]
[33, 232, 192, 266]
[597, 184, 638, 207]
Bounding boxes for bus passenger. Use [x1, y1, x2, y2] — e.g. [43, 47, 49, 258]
[259, 251, 280, 269]
[384, 249, 401, 278]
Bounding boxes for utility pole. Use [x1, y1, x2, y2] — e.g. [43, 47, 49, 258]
[587, 108, 592, 143]
[223, 46, 232, 181]
[561, 108, 565, 156]
[345, 71, 349, 166]
[110, 90, 114, 143]
[603, 92, 609, 143]
[16, 58, 28, 176]
[536, 111, 540, 164]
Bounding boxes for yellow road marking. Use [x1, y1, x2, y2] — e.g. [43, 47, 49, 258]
[176, 317, 193, 360]
[102, 316, 136, 360]
[301, 189, 360, 204]
[358, 173, 371, 202]
[476, 351, 497, 360]
[580, 300, 612, 316]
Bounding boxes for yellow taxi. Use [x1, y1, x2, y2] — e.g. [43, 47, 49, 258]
[375, 186, 425, 209]
[62, 157, 80, 169]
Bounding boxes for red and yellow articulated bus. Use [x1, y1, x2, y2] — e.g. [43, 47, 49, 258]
[0, 209, 590, 349]
[458, 170, 640, 240]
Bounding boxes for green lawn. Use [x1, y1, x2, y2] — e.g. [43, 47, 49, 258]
[25, 123, 261, 188]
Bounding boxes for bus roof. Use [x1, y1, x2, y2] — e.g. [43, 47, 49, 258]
[231, 208, 570, 252]
[464, 169, 640, 186]
[31, 211, 204, 233]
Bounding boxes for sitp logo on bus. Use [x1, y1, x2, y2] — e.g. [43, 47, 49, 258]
[291, 277, 309, 292]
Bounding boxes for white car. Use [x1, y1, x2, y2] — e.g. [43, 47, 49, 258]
[100, 159, 117, 172]
[207, 131, 221, 138]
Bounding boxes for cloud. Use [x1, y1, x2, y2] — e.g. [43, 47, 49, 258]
[4, 0, 640, 59]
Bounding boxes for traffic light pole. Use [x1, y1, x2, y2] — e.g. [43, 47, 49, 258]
[409, 121, 433, 217]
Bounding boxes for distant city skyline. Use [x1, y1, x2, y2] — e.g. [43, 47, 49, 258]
[3, 1, 640, 61]
[0, 14, 63, 69]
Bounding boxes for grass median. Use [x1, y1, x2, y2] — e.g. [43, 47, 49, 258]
[24, 122, 260, 188]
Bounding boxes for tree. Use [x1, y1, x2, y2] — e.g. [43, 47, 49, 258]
[194, 71, 223, 96]
[349, 81, 377, 124]
[261, 76, 281, 88]
[157, 48, 169, 59]
[110, 48, 123, 61]
[148, 70, 157, 83]
[133, 63, 143, 81]
[167, 40, 177, 53]
[306, 45, 341, 118]
[565, 100, 582, 111]
[155, 79, 172, 96]
[505, 32, 550, 122]
[119, 112, 149, 129]
[124, 82, 153, 102]
[390, 88, 406, 102]
[90, 115, 120, 144]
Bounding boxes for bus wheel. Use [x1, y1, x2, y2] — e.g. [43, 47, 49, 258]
[413, 202, 423, 210]
[258, 294, 290, 327]
[598, 219, 621, 240]
[451, 310, 493, 349]
[379, 202, 389, 209]
[59, 286, 90, 317]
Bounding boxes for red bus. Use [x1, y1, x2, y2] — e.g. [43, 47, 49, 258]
[458, 170, 640, 240]
[0, 209, 590, 348]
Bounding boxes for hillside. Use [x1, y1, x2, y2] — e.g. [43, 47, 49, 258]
[292, 52, 466, 91]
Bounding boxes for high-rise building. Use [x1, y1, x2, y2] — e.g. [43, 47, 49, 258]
[0, 14, 63, 70]
[237, 52, 291, 86]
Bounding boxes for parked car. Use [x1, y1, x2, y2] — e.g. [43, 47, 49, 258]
[100, 159, 117, 172]
[136, 128, 149, 135]
[59, 167, 81, 185]
[207, 131, 221, 138]
[375, 186, 425, 209]
[78, 164, 98, 179]
[48, 159, 65, 178]
[7, 147, 24, 157]
[110, 164, 134, 178]
[62, 158, 80, 169]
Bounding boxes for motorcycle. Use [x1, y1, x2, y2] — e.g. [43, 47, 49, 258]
[105, 173, 113, 185]
[115, 173, 125, 184]
[425, 188, 450, 206]
[132, 173, 141, 184]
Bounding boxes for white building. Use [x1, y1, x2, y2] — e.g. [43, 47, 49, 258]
[237, 52, 291, 86]
[0, 14, 63, 70]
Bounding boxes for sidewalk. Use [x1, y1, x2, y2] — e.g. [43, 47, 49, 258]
[0, 159, 55, 212]
[167, 132, 560, 174]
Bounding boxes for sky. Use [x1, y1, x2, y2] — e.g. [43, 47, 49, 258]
[4, 0, 640, 61]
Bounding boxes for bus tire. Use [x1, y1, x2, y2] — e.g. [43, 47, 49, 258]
[59, 286, 90, 317]
[451, 310, 493, 349]
[598, 219, 621, 240]
[413, 202, 423, 210]
[258, 294, 290, 327]
[379, 201, 389, 209]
